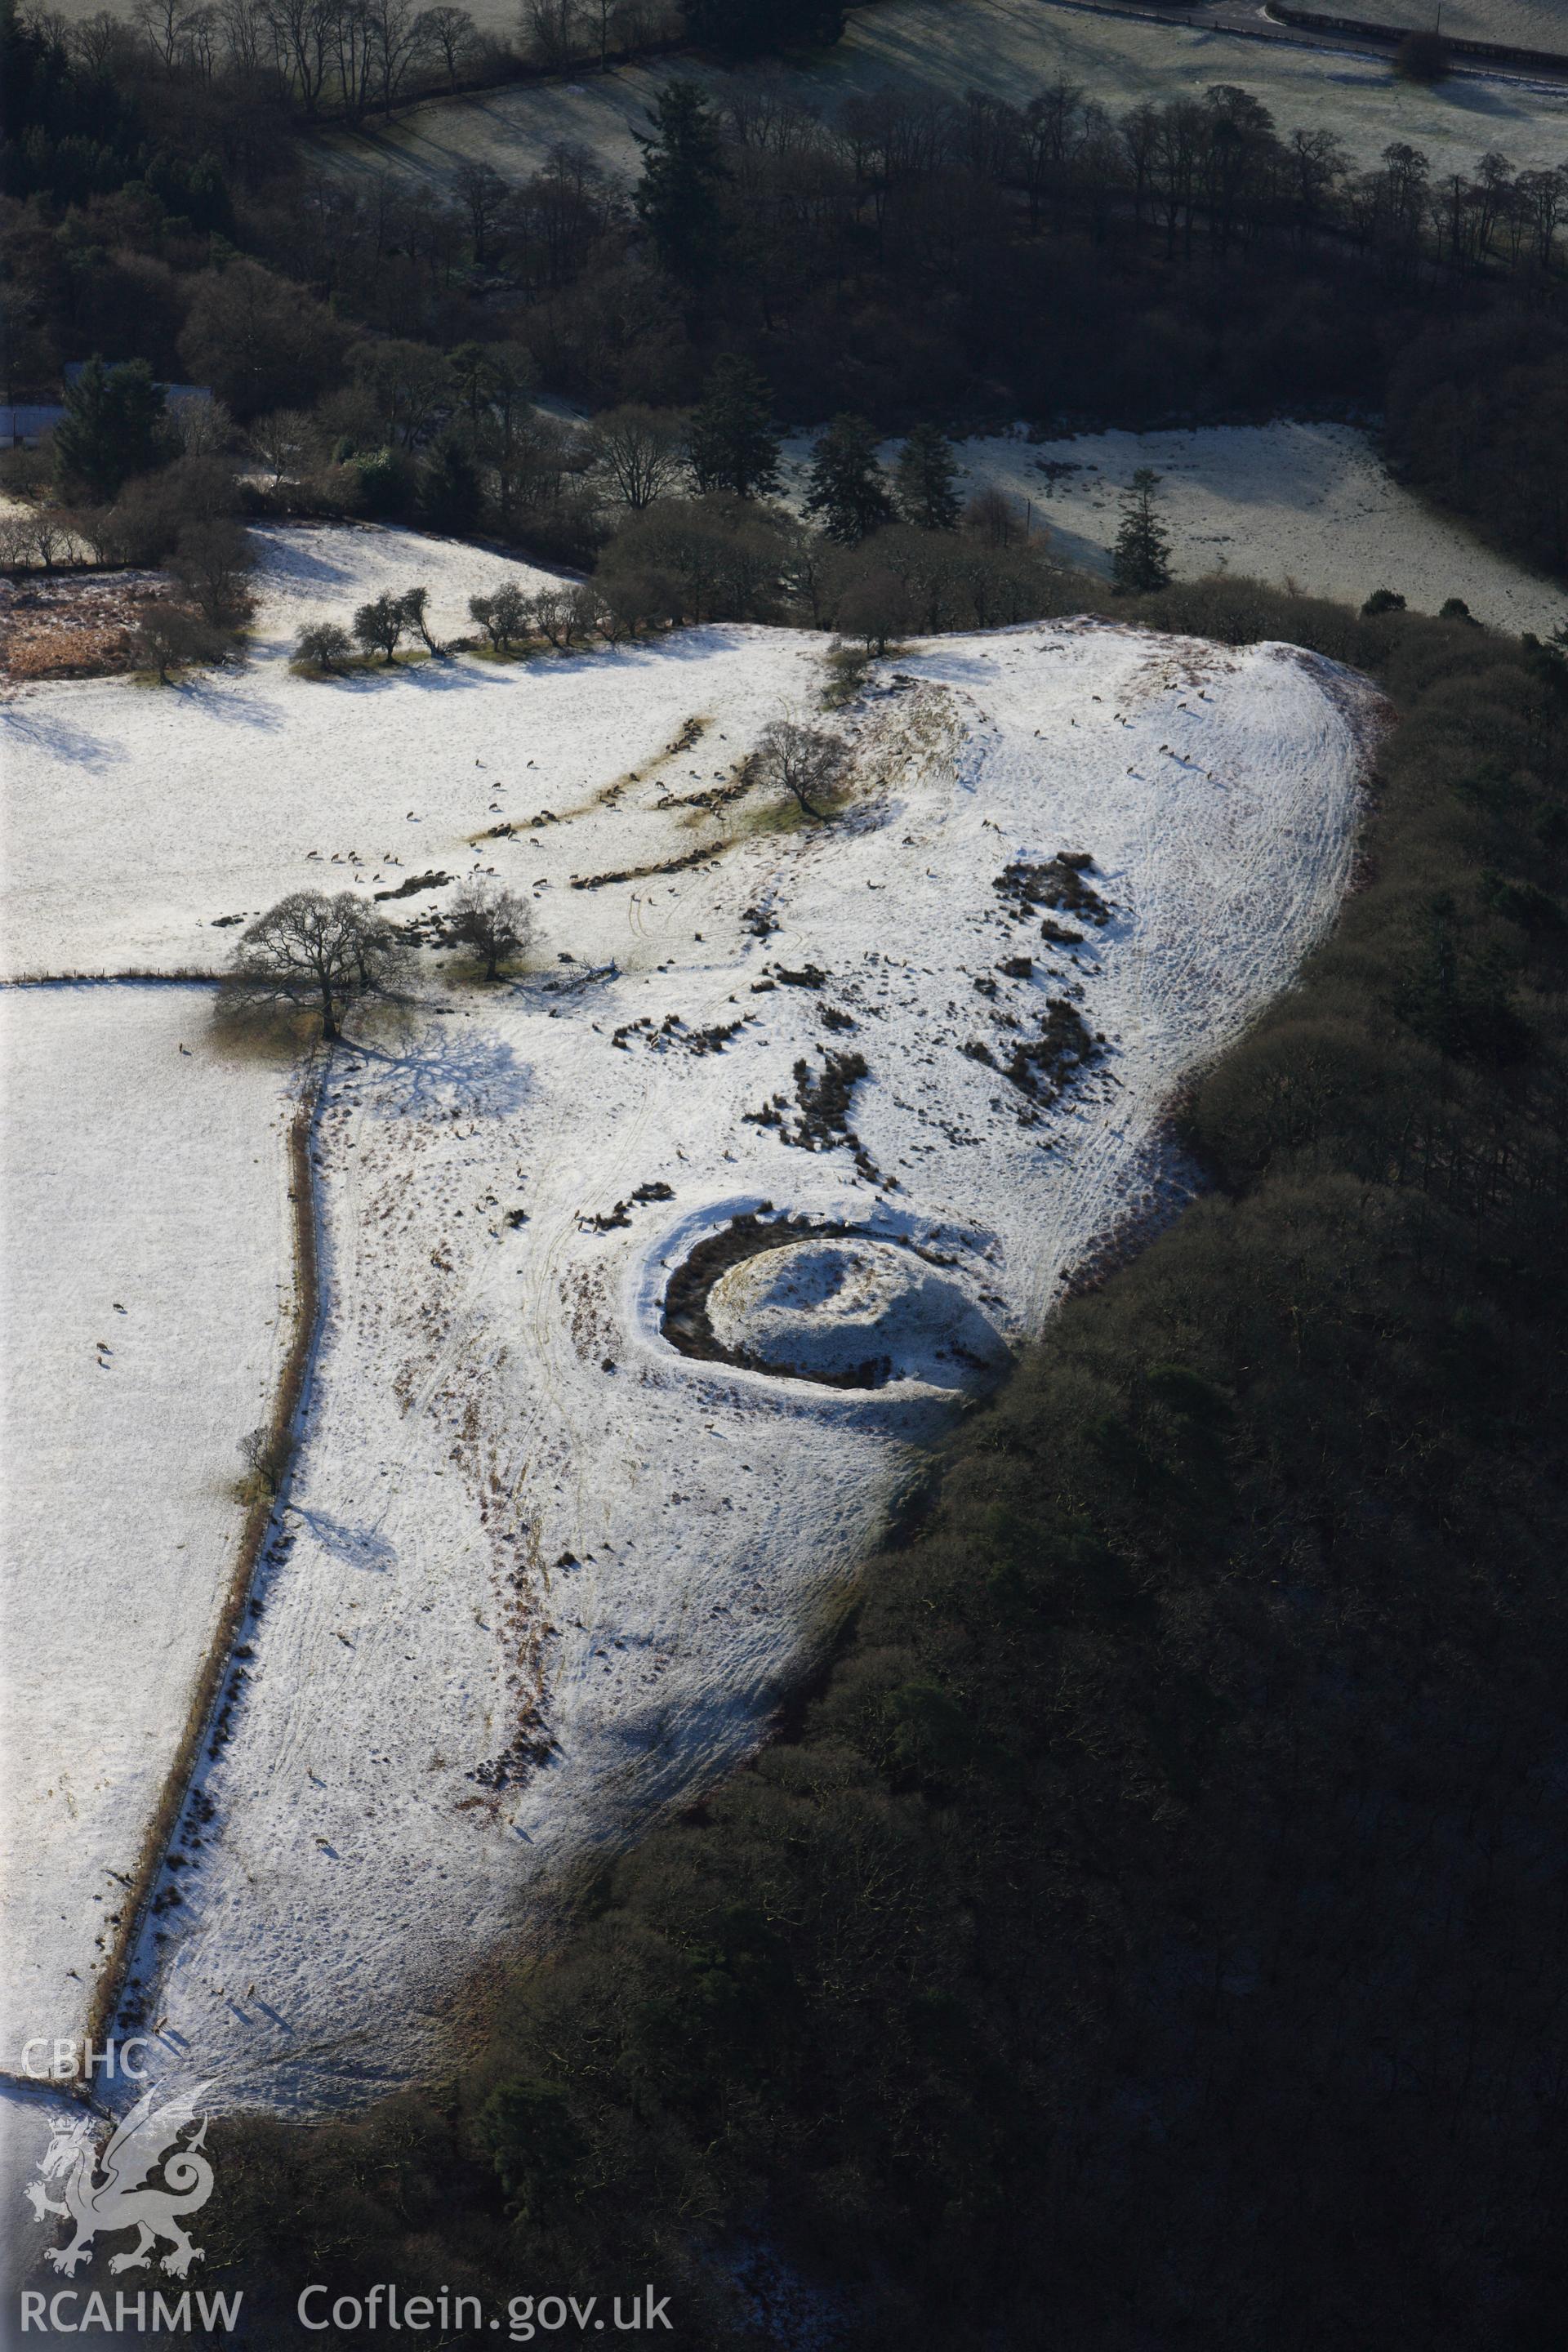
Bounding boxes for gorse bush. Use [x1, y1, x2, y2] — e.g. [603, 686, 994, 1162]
[212, 589, 1568, 2346]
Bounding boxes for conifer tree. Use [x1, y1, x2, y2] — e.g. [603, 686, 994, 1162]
[633, 81, 730, 283]
[54, 358, 170, 503]
[893, 421, 962, 532]
[1111, 467, 1173, 594]
[804, 413, 893, 543]
[686, 356, 781, 498]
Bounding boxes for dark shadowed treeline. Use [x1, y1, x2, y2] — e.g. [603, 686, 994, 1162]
[1387, 310, 1568, 577]
[209, 584, 1568, 2350]
[7, 0, 1568, 575]
[256, 80, 1568, 431]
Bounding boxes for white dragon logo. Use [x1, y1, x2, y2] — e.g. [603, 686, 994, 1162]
[24, 2082, 214, 2278]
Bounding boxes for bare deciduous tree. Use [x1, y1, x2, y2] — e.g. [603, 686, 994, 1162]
[753, 717, 847, 823]
[353, 590, 406, 662]
[530, 585, 599, 648]
[69, 8, 137, 69]
[349, 336, 452, 451]
[835, 564, 918, 655]
[398, 582, 442, 654]
[586, 404, 686, 510]
[6, 501, 76, 570]
[452, 158, 512, 266]
[447, 878, 533, 979]
[469, 581, 530, 650]
[248, 407, 318, 488]
[595, 564, 666, 640]
[128, 601, 225, 682]
[131, 0, 187, 67]
[258, 0, 335, 113]
[169, 519, 255, 626]
[413, 0, 475, 87]
[213, 0, 265, 73]
[225, 891, 411, 1039]
[238, 1423, 283, 1494]
[368, 0, 436, 114]
[523, 0, 581, 70]
[963, 484, 1023, 547]
[178, 4, 220, 76]
[167, 392, 234, 461]
[566, 582, 604, 640]
[296, 620, 354, 671]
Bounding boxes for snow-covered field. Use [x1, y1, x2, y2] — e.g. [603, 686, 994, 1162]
[247, 521, 565, 660]
[0, 987, 297, 2074]
[2, 524, 1375, 2111]
[1285, 0, 1568, 48]
[777, 421, 1568, 639]
[315, 0, 1568, 192]
[40, 0, 1568, 82]
[0, 527, 566, 978]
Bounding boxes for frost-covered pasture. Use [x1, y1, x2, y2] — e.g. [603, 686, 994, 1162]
[2, 525, 1380, 2110]
[314, 0, 1568, 193]
[0, 566, 821, 981]
[245, 521, 564, 664]
[0, 984, 296, 2073]
[1286, 0, 1568, 49]
[776, 421, 1568, 639]
[41, 0, 1568, 50]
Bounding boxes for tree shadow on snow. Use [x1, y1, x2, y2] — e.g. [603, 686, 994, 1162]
[398, 660, 502, 693]
[564, 625, 762, 678]
[347, 1010, 534, 1119]
[248, 525, 365, 590]
[292, 658, 511, 697]
[288, 1508, 397, 1571]
[176, 675, 287, 731]
[1, 703, 127, 771]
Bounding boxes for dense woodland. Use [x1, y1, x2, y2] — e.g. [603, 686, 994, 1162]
[9, 2, 1568, 2342]
[3, 0, 1568, 577]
